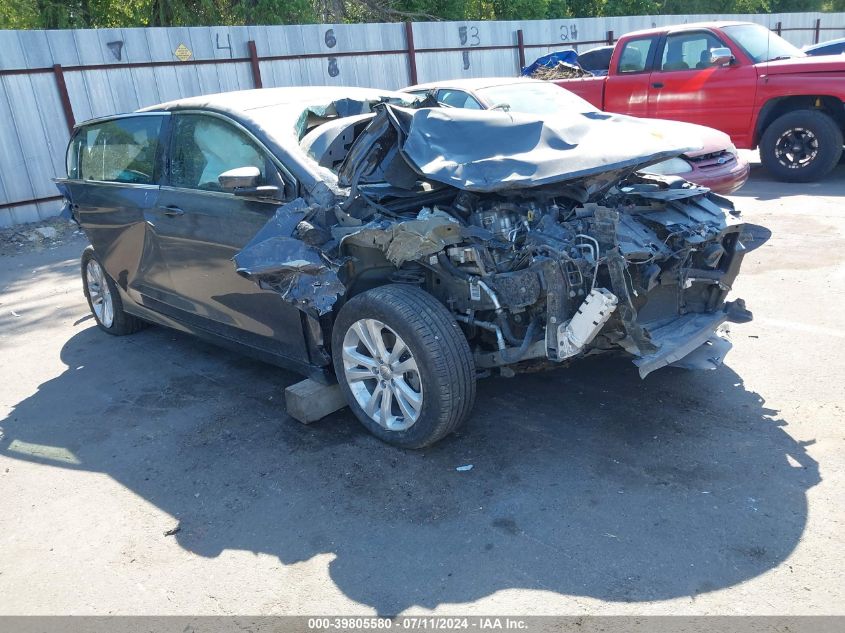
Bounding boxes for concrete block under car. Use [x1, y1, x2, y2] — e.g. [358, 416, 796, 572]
[284, 378, 347, 424]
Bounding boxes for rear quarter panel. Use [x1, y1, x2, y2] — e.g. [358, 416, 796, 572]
[552, 76, 606, 109]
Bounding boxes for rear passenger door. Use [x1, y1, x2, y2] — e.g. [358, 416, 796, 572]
[151, 111, 309, 360]
[61, 114, 170, 306]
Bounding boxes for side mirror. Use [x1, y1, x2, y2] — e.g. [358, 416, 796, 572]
[218, 166, 281, 201]
[218, 166, 260, 190]
[709, 47, 734, 66]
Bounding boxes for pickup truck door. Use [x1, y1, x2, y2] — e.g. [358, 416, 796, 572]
[647, 30, 757, 145]
[604, 35, 659, 117]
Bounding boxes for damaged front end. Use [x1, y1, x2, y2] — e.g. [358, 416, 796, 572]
[235, 103, 754, 378]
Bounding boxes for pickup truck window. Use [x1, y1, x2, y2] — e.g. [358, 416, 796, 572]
[660, 32, 725, 71]
[722, 23, 805, 63]
[618, 37, 655, 74]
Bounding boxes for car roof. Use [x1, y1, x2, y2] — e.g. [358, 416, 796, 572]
[805, 36, 845, 52]
[621, 20, 754, 40]
[141, 86, 408, 113]
[403, 77, 542, 93]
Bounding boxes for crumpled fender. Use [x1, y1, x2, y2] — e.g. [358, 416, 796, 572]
[233, 198, 346, 318]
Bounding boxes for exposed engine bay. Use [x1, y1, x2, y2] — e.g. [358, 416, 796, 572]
[235, 101, 753, 378]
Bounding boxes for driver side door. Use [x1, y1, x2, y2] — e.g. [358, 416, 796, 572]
[646, 30, 757, 143]
[150, 111, 308, 360]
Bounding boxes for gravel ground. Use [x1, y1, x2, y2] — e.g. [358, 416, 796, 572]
[0, 158, 842, 616]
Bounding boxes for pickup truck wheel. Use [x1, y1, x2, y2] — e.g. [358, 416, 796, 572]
[760, 110, 843, 182]
[81, 246, 146, 336]
[332, 284, 476, 449]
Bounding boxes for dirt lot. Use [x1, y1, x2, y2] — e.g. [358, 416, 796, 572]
[1, 157, 843, 616]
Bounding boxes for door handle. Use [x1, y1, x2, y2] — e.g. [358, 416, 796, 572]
[161, 205, 184, 217]
[652, 82, 664, 89]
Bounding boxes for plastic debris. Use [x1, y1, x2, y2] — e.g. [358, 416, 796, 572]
[456, 464, 473, 472]
[163, 524, 181, 537]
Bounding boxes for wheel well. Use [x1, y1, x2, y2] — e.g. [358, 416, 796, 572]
[755, 95, 845, 146]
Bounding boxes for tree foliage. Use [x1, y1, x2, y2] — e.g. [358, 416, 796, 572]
[1, 0, 842, 29]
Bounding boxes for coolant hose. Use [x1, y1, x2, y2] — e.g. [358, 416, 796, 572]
[500, 317, 540, 364]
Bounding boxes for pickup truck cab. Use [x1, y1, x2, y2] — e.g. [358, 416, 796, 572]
[554, 21, 845, 182]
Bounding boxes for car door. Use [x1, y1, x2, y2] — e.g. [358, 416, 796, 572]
[60, 113, 170, 307]
[151, 111, 309, 360]
[647, 30, 757, 141]
[604, 36, 659, 116]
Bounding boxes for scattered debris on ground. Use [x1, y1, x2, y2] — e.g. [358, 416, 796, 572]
[0, 218, 82, 257]
[163, 524, 181, 537]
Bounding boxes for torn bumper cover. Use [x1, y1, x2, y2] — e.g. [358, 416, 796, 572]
[234, 101, 756, 378]
[633, 299, 752, 378]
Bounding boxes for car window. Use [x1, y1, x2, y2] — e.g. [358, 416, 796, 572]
[808, 42, 845, 56]
[578, 46, 613, 73]
[661, 32, 726, 71]
[169, 114, 278, 192]
[436, 89, 483, 110]
[617, 37, 655, 74]
[68, 116, 164, 184]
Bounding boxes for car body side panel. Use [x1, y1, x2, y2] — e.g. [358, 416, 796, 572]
[551, 76, 605, 109]
[147, 187, 311, 362]
[60, 180, 168, 304]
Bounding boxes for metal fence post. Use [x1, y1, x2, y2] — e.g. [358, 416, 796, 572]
[517, 29, 526, 71]
[815, 18, 821, 44]
[607, 30, 615, 45]
[775, 21, 782, 36]
[405, 22, 418, 85]
[247, 40, 263, 89]
[52, 64, 75, 132]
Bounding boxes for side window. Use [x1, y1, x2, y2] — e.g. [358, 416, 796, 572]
[661, 32, 725, 71]
[436, 89, 483, 110]
[68, 116, 164, 184]
[169, 114, 279, 192]
[617, 38, 655, 74]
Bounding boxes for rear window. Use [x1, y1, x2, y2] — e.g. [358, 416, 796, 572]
[67, 115, 165, 184]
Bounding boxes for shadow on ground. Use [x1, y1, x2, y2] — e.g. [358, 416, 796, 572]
[732, 162, 845, 200]
[2, 323, 820, 613]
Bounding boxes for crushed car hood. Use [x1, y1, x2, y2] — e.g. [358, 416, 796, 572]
[339, 105, 702, 193]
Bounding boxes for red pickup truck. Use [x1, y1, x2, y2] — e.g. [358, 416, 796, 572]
[554, 21, 845, 182]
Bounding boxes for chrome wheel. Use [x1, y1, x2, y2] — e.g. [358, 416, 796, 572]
[85, 259, 114, 328]
[341, 318, 423, 432]
[775, 127, 818, 169]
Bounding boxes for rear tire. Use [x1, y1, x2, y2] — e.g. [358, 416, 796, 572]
[81, 246, 145, 336]
[760, 109, 842, 182]
[332, 284, 476, 448]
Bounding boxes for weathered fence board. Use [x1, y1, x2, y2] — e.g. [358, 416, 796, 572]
[1, 12, 844, 226]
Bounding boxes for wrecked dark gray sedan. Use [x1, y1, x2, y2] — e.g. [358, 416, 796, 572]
[58, 86, 752, 448]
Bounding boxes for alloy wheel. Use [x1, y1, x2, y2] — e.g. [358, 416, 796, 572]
[85, 259, 114, 328]
[775, 127, 819, 169]
[341, 318, 423, 431]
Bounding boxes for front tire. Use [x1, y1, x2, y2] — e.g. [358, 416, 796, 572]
[760, 109, 843, 182]
[332, 284, 476, 448]
[81, 246, 145, 336]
